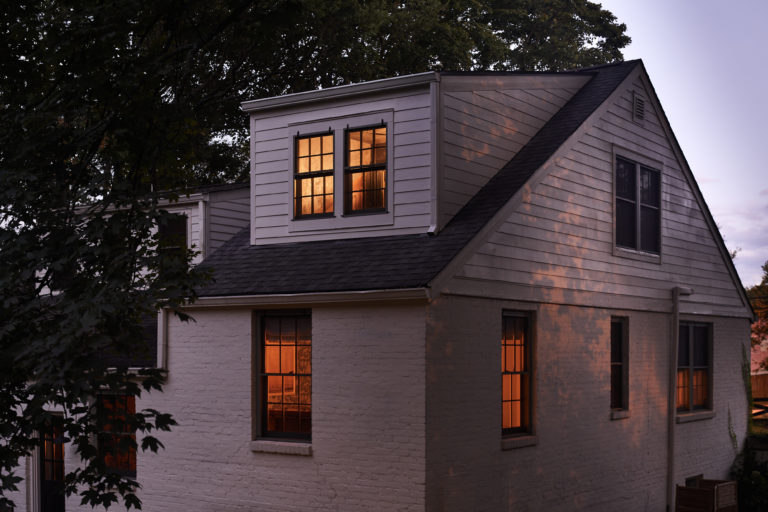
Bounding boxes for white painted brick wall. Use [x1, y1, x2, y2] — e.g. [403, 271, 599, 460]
[40, 303, 426, 512]
[425, 295, 749, 512]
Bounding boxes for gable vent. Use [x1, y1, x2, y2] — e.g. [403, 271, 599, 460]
[633, 92, 646, 122]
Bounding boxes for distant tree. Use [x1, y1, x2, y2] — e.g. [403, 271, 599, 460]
[0, 1, 629, 509]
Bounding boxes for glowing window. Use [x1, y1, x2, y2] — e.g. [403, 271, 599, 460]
[294, 133, 334, 218]
[260, 313, 311, 439]
[677, 323, 710, 412]
[502, 313, 531, 435]
[97, 394, 137, 477]
[345, 126, 387, 213]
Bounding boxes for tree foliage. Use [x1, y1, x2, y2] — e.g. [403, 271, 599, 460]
[0, 1, 629, 509]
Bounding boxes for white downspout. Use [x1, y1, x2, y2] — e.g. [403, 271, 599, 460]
[667, 285, 693, 511]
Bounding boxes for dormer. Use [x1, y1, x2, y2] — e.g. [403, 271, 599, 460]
[243, 71, 591, 245]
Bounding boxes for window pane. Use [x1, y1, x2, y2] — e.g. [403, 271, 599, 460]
[267, 376, 282, 398]
[504, 346, 515, 372]
[502, 402, 512, 430]
[265, 318, 280, 345]
[299, 376, 311, 405]
[281, 345, 295, 374]
[616, 158, 636, 200]
[640, 167, 660, 207]
[611, 365, 623, 409]
[267, 404, 283, 431]
[693, 326, 708, 366]
[616, 199, 636, 248]
[264, 346, 280, 373]
[322, 135, 333, 153]
[297, 346, 311, 374]
[298, 157, 309, 173]
[297, 138, 309, 156]
[374, 127, 386, 145]
[502, 374, 511, 401]
[640, 206, 660, 253]
[349, 131, 360, 150]
[610, 321, 622, 363]
[361, 129, 373, 148]
[510, 374, 521, 400]
[322, 154, 333, 171]
[693, 369, 708, 408]
[310, 137, 320, 154]
[678, 325, 690, 366]
[676, 369, 689, 410]
[280, 317, 296, 344]
[310, 155, 321, 171]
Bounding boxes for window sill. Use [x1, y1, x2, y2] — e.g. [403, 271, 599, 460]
[250, 439, 312, 456]
[613, 246, 661, 264]
[501, 435, 538, 450]
[611, 409, 630, 421]
[676, 410, 715, 424]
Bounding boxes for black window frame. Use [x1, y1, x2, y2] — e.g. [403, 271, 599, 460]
[501, 312, 533, 436]
[676, 322, 712, 412]
[344, 124, 388, 215]
[615, 156, 661, 254]
[610, 317, 629, 411]
[257, 310, 312, 441]
[293, 131, 335, 219]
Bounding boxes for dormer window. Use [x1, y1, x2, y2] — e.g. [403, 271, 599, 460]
[294, 133, 334, 218]
[345, 126, 387, 213]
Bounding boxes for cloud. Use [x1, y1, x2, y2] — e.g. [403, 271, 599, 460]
[761, 189, 768, 196]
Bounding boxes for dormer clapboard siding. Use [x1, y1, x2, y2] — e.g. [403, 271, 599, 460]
[245, 73, 594, 245]
[247, 78, 437, 245]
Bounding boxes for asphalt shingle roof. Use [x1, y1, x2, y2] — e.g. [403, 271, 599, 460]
[198, 60, 639, 297]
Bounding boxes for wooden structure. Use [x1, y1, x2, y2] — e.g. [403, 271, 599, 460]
[675, 479, 737, 512]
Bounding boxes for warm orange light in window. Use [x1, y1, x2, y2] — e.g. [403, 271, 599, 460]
[295, 134, 333, 217]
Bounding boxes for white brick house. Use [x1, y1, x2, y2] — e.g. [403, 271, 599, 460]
[14, 60, 752, 511]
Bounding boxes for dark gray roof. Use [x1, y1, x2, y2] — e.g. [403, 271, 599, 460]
[198, 61, 639, 297]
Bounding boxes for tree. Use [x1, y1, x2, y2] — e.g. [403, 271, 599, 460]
[0, 1, 629, 509]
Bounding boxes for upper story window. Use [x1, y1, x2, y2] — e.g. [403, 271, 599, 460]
[615, 156, 661, 253]
[158, 213, 187, 280]
[294, 133, 334, 218]
[345, 126, 387, 214]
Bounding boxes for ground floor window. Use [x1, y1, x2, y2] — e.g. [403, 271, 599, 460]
[97, 394, 137, 477]
[677, 323, 711, 412]
[502, 312, 532, 435]
[259, 312, 312, 439]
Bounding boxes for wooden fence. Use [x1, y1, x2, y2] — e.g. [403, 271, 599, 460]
[752, 373, 768, 418]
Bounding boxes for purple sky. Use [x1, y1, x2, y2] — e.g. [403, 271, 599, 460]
[599, 0, 767, 287]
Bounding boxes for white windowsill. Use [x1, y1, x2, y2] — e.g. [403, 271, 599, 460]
[676, 410, 715, 424]
[501, 435, 538, 450]
[250, 439, 312, 456]
[610, 409, 630, 420]
[613, 246, 661, 264]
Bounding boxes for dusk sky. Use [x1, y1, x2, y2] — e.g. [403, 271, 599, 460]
[599, 0, 767, 287]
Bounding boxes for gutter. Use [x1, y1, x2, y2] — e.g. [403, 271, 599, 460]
[667, 285, 693, 511]
[187, 287, 431, 308]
